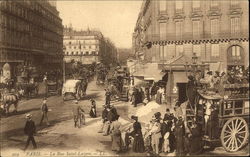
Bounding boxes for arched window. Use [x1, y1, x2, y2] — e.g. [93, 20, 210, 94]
[227, 45, 244, 65]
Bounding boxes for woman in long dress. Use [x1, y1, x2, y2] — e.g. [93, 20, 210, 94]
[131, 116, 145, 153]
[174, 118, 185, 156]
[110, 115, 123, 153]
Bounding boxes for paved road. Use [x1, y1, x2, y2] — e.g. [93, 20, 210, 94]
[1, 79, 249, 157]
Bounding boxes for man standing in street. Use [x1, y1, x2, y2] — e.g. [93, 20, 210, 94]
[24, 114, 37, 150]
[72, 100, 85, 128]
[105, 89, 111, 105]
[40, 98, 50, 126]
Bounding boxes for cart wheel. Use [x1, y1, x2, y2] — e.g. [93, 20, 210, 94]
[220, 117, 249, 152]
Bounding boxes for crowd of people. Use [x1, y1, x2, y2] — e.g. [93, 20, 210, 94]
[96, 99, 203, 156]
[130, 81, 166, 107]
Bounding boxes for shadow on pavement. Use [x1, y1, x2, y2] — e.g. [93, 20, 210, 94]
[2, 107, 41, 117]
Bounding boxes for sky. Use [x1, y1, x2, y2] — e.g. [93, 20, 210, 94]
[56, 0, 142, 48]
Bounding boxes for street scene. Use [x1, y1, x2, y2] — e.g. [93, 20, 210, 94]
[0, 0, 249, 157]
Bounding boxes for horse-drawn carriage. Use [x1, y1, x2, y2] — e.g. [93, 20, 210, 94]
[62, 78, 88, 101]
[185, 81, 249, 152]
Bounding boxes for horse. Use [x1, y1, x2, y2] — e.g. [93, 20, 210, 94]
[16, 82, 38, 99]
[0, 89, 24, 116]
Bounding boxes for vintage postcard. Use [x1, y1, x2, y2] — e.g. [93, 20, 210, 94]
[0, 0, 249, 157]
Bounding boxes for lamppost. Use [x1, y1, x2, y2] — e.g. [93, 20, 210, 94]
[184, 52, 209, 79]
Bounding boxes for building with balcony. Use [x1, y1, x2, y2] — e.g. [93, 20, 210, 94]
[132, 0, 249, 104]
[63, 25, 117, 66]
[0, 0, 63, 82]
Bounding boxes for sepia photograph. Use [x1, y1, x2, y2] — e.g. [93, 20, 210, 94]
[0, 0, 249, 156]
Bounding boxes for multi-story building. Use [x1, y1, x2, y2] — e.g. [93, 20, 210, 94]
[0, 0, 63, 82]
[63, 25, 117, 66]
[133, 0, 249, 103]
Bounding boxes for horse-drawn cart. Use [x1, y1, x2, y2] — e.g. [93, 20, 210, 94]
[62, 79, 87, 101]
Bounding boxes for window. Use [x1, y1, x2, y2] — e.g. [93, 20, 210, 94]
[231, 46, 241, 57]
[92, 51, 96, 55]
[231, 17, 240, 35]
[159, 22, 166, 40]
[192, 1, 200, 9]
[175, 21, 183, 38]
[193, 44, 201, 56]
[211, 43, 219, 57]
[175, 1, 183, 11]
[176, 44, 184, 57]
[211, 19, 219, 36]
[192, 20, 200, 38]
[86, 51, 89, 55]
[159, 0, 167, 12]
[160, 46, 164, 59]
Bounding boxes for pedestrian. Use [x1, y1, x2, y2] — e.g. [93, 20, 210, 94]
[174, 117, 185, 156]
[164, 108, 171, 119]
[130, 115, 145, 153]
[103, 106, 112, 136]
[39, 98, 50, 126]
[161, 115, 172, 154]
[89, 99, 97, 118]
[186, 75, 197, 108]
[145, 85, 150, 103]
[72, 100, 85, 128]
[109, 115, 123, 153]
[105, 89, 111, 106]
[131, 87, 136, 107]
[151, 115, 162, 155]
[24, 114, 37, 150]
[98, 105, 108, 133]
[188, 121, 203, 155]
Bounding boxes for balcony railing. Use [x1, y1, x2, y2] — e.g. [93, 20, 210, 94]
[144, 31, 249, 43]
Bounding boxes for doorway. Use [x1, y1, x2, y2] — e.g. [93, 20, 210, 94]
[177, 83, 187, 104]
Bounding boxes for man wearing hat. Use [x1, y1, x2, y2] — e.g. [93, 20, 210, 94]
[105, 89, 111, 106]
[72, 100, 85, 128]
[98, 104, 108, 133]
[24, 114, 37, 150]
[40, 98, 50, 126]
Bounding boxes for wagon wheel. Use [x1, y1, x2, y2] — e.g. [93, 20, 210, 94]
[220, 117, 249, 152]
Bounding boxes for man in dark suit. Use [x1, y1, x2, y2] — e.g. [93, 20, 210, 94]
[40, 98, 50, 126]
[24, 114, 37, 150]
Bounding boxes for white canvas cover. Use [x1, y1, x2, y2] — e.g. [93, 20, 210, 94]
[62, 79, 81, 94]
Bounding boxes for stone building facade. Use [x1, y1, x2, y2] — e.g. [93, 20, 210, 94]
[133, 0, 249, 70]
[132, 0, 249, 104]
[63, 25, 117, 66]
[0, 0, 63, 82]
